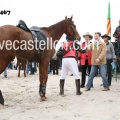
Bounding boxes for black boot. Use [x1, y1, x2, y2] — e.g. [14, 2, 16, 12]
[0, 90, 4, 105]
[75, 79, 82, 95]
[60, 79, 65, 95]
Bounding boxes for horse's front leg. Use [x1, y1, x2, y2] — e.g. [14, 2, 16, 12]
[39, 59, 49, 101]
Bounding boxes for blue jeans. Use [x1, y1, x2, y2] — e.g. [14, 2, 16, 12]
[48, 64, 50, 74]
[86, 64, 109, 89]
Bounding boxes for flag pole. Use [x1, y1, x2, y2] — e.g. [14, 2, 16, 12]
[107, 2, 111, 41]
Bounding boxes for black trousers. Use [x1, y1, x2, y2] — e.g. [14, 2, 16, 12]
[51, 60, 59, 75]
[81, 59, 91, 87]
[107, 59, 113, 86]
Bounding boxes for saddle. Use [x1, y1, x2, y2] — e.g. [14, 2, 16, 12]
[16, 20, 31, 32]
[16, 20, 47, 62]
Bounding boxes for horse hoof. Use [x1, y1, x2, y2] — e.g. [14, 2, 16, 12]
[1, 102, 8, 106]
[4, 102, 8, 106]
[41, 97, 47, 101]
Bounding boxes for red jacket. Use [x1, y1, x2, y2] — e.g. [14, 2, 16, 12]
[63, 41, 76, 58]
[78, 42, 92, 65]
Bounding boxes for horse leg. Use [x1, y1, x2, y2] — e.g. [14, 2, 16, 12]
[18, 62, 20, 77]
[24, 61, 26, 77]
[39, 59, 50, 101]
[0, 59, 11, 105]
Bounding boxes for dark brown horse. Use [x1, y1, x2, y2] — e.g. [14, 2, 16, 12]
[0, 16, 81, 105]
[17, 57, 27, 77]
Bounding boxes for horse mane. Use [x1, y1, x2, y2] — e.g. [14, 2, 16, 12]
[41, 19, 67, 33]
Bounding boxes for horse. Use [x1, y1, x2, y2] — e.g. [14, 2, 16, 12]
[0, 16, 81, 105]
[17, 57, 27, 77]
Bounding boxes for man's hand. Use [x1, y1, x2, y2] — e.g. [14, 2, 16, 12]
[96, 58, 100, 63]
[77, 61, 80, 66]
[81, 48, 86, 53]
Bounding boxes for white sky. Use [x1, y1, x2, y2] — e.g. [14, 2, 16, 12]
[0, 0, 120, 44]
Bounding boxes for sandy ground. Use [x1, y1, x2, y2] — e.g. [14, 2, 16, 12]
[0, 70, 120, 120]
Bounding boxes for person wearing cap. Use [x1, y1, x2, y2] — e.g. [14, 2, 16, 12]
[85, 32, 110, 91]
[78, 32, 92, 88]
[59, 36, 83, 96]
[102, 34, 115, 86]
[113, 20, 120, 38]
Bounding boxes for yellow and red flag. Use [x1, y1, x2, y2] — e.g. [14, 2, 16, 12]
[107, 2, 111, 36]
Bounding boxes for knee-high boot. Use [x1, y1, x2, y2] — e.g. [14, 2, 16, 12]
[60, 79, 65, 95]
[75, 79, 82, 95]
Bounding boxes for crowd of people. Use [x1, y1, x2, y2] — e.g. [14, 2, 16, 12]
[2, 20, 120, 96]
[56, 19, 120, 95]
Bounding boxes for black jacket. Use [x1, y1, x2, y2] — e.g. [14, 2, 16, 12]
[113, 26, 120, 37]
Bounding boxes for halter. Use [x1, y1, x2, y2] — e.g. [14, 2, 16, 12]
[69, 20, 78, 40]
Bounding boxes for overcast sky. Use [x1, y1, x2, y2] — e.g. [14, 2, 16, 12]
[0, 0, 120, 43]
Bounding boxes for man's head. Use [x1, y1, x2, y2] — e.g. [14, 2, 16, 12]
[102, 34, 111, 42]
[94, 32, 101, 41]
[84, 36, 91, 42]
[83, 32, 93, 43]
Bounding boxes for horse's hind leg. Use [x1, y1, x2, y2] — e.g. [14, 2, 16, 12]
[39, 59, 50, 101]
[18, 63, 21, 77]
[0, 90, 4, 105]
[0, 59, 11, 105]
[23, 61, 26, 77]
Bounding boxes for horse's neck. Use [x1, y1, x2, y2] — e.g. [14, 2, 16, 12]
[47, 21, 67, 41]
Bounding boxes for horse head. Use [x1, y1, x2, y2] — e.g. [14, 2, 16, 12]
[65, 15, 81, 41]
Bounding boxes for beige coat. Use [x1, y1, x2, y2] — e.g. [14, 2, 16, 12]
[87, 40, 106, 65]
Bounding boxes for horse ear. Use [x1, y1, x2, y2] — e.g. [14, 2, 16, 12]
[70, 15, 73, 20]
[65, 16, 67, 20]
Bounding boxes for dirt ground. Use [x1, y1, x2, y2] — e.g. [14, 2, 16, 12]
[0, 70, 120, 120]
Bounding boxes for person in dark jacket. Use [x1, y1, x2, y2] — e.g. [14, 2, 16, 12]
[51, 58, 59, 75]
[113, 20, 120, 38]
[114, 32, 120, 73]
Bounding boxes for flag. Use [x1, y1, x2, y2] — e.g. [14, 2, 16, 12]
[107, 2, 111, 36]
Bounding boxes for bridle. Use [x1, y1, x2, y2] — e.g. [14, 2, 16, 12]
[69, 20, 78, 40]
